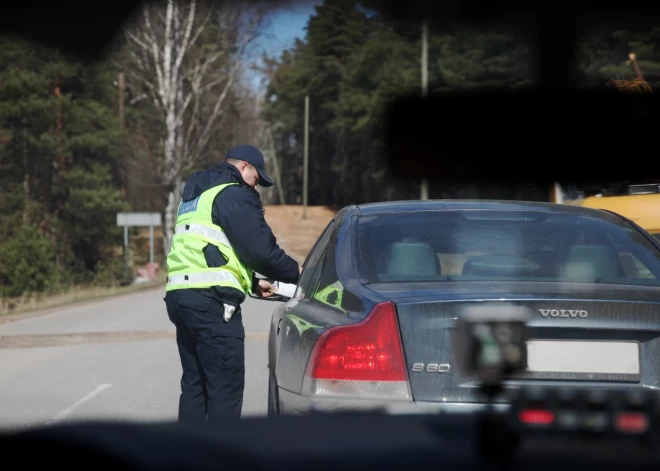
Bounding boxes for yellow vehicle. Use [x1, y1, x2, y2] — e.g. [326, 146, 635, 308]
[560, 54, 659, 235]
[564, 182, 660, 240]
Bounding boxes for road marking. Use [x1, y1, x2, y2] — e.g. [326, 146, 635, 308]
[47, 383, 113, 423]
[0, 331, 268, 348]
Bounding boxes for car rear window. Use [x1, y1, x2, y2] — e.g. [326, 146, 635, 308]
[357, 210, 660, 286]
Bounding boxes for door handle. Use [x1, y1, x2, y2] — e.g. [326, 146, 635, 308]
[277, 318, 283, 335]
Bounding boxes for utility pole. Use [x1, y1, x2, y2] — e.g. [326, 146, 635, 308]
[267, 127, 286, 205]
[420, 21, 429, 200]
[118, 71, 128, 271]
[55, 49, 62, 166]
[118, 72, 125, 130]
[118, 72, 127, 202]
[303, 95, 309, 219]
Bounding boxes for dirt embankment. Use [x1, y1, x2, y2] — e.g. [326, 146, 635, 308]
[263, 205, 336, 264]
[126, 205, 335, 265]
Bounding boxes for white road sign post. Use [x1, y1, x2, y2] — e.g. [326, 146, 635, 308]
[116, 212, 162, 264]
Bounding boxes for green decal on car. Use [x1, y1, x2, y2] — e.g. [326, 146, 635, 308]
[287, 314, 323, 336]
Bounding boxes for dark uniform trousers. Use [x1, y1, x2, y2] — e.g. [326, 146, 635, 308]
[165, 288, 245, 423]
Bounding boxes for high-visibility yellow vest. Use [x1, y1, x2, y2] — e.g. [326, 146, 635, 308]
[166, 183, 252, 294]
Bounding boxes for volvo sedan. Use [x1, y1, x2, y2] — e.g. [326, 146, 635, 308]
[263, 200, 660, 415]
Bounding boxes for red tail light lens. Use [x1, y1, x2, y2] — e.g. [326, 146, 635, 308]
[302, 301, 411, 400]
[519, 409, 555, 425]
[614, 412, 649, 434]
[308, 301, 407, 381]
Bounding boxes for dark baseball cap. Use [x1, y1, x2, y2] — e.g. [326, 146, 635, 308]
[225, 145, 274, 187]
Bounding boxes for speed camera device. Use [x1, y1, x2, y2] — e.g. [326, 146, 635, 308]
[454, 304, 532, 389]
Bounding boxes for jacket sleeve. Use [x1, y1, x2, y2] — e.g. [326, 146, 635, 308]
[212, 185, 300, 285]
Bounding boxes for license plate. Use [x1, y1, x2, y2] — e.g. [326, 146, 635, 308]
[514, 340, 641, 382]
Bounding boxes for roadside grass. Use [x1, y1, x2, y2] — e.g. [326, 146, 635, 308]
[0, 270, 167, 318]
[0, 205, 334, 320]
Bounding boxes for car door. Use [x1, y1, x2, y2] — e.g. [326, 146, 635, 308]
[271, 219, 337, 392]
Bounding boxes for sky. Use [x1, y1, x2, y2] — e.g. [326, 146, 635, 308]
[245, 0, 323, 93]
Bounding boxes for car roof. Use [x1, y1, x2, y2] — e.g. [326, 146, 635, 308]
[354, 199, 622, 221]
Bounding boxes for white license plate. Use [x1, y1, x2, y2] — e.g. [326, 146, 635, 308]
[519, 340, 641, 381]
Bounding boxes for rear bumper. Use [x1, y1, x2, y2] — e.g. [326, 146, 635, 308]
[279, 384, 660, 415]
[278, 387, 511, 416]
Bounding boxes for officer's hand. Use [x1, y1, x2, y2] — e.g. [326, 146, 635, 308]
[257, 279, 277, 298]
[299, 265, 303, 275]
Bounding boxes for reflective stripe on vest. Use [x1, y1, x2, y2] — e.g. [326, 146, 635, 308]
[173, 223, 233, 250]
[168, 271, 240, 286]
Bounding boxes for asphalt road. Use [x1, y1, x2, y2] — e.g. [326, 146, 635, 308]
[0, 287, 278, 431]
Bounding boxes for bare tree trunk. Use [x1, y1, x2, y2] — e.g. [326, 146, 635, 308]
[123, 0, 272, 258]
[163, 180, 182, 256]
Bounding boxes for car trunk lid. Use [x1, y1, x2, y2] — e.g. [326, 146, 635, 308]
[367, 281, 660, 403]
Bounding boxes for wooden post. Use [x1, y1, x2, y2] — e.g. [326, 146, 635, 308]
[303, 95, 309, 219]
[420, 21, 429, 200]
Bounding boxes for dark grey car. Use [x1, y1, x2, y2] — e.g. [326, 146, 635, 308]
[265, 200, 660, 416]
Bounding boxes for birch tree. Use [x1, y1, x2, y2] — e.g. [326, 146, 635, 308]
[123, 0, 270, 253]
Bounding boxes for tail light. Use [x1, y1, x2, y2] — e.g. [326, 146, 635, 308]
[519, 409, 555, 425]
[614, 412, 649, 434]
[301, 301, 412, 400]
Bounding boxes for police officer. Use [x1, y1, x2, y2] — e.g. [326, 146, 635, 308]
[164, 145, 301, 424]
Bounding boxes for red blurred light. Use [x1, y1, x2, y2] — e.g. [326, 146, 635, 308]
[519, 409, 555, 425]
[614, 412, 649, 434]
[306, 301, 407, 382]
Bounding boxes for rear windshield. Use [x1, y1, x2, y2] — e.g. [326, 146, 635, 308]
[357, 210, 660, 286]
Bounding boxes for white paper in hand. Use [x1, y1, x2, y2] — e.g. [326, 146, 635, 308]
[276, 282, 297, 298]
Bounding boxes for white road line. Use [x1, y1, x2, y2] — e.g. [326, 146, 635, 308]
[47, 383, 113, 423]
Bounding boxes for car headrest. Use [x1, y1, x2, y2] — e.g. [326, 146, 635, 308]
[522, 250, 560, 277]
[462, 255, 540, 277]
[385, 241, 441, 279]
[564, 244, 622, 280]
